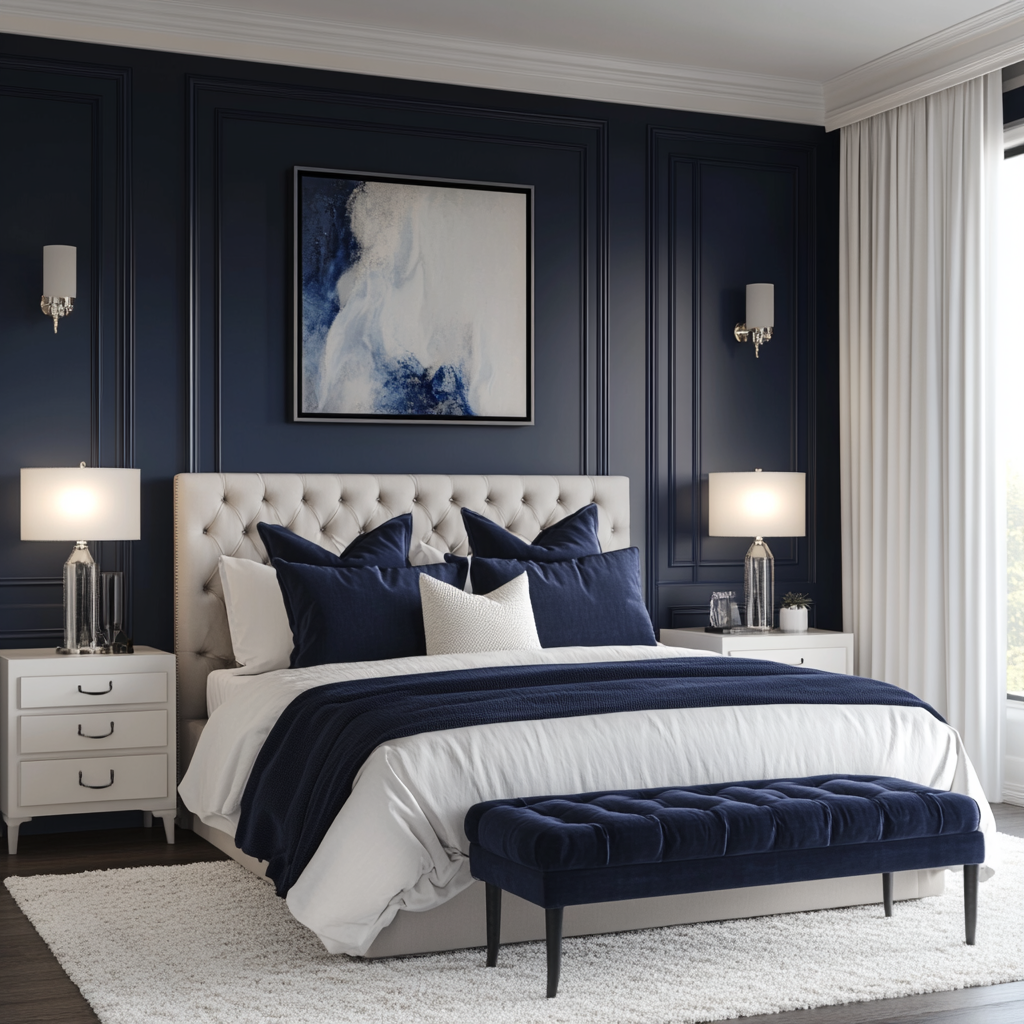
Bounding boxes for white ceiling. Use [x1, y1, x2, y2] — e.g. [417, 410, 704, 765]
[2, 0, 1024, 128]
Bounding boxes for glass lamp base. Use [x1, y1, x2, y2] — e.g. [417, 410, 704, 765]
[62, 541, 99, 653]
[744, 537, 775, 631]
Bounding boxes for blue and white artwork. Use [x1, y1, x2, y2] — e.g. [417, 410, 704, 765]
[295, 169, 531, 422]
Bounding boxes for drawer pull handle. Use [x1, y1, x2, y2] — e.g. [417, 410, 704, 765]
[79, 770, 115, 789]
[78, 722, 115, 739]
[78, 681, 113, 695]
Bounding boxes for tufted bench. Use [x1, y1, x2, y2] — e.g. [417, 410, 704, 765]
[466, 774, 984, 997]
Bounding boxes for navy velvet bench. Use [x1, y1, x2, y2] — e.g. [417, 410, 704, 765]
[466, 775, 984, 997]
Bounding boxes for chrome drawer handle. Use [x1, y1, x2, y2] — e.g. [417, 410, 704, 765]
[79, 770, 115, 789]
[78, 722, 114, 739]
[78, 681, 113, 695]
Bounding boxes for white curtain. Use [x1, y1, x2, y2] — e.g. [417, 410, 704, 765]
[839, 73, 1005, 800]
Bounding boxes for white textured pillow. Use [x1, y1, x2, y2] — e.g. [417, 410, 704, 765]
[219, 556, 293, 673]
[419, 571, 540, 656]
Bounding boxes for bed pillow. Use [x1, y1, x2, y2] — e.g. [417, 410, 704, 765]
[419, 571, 541, 656]
[257, 513, 412, 569]
[470, 547, 656, 648]
[461, 503, 601, 561]
[218, 556, 294, 673]
[272, 559, 469, 668]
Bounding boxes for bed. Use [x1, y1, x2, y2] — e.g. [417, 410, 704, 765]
[174, 472, 994, 958]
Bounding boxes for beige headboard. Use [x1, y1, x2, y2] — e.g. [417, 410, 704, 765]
[173, 473, 630, 746]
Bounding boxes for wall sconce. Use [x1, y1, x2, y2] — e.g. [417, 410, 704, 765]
[41, 245, 76, 333]
[734, 283, 774, 358]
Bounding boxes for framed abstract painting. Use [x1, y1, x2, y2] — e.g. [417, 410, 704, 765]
[293, 166, 533, 424]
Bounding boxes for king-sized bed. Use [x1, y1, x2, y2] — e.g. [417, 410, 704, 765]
[174, 473, 994, 958]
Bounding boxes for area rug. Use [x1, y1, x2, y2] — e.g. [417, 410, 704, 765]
[6, 834, 1024, 1024]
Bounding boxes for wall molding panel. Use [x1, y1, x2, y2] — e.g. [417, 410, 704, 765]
[187, 74, 609, 476]
[646, 126, 823, 628]
[0, 53, 134, 645]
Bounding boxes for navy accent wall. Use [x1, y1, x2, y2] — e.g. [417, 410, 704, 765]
[0, 33, 841, 656]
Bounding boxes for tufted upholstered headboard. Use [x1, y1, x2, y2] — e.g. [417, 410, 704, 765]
[173, 473, 630, 756]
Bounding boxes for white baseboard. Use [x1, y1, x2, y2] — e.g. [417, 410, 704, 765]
[1001, 780, 1024, 807]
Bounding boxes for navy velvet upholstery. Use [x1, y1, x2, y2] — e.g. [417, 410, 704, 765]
[471, 548, 656, 647]
[461, 504, 601, 561]
[258, 514, 412, 569]
[466, 776, 982, 871]
[272, 559, 467, 668]
[467, 775, 983, 909]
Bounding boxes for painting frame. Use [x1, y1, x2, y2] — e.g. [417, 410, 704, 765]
[292, 165, 534, 425]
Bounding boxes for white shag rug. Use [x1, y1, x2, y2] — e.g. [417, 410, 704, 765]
[6, 834, 1024, 1024]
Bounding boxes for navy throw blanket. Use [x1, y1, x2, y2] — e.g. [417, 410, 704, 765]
[235, 656, 941, 895]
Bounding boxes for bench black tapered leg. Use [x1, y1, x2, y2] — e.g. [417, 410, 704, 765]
[485, 884, 502, 967]
[964, 864, 979, 945]
[882, 872, 893, 917]
[545, 907, 563, 998]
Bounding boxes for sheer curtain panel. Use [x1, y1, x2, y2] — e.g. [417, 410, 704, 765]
[839, 73, 1004, 800]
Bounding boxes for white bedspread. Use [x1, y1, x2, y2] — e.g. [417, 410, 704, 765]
[178, 644, 996, 956]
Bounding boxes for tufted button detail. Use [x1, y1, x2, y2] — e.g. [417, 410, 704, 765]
[202, 527, 208, 535]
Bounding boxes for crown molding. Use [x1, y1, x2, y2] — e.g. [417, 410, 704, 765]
[824, 1, 1024, 130]
[0, 0, 825, 124]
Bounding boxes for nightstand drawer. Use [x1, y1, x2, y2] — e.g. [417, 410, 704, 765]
[20, 710, 168, 754]
[20, 754, 168, 806]
[19, 671, 167, 709]
[733, 647, 849, 673]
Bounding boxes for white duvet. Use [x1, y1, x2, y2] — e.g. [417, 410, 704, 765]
[178, 644, 996, 956]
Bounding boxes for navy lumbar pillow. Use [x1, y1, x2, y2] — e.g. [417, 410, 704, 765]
[461, 504, 601, 561]
[272, 559, 469, 667]
[257, 514, 412, 569]
[470, 547, 656, 648]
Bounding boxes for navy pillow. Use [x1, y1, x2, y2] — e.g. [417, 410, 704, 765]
[272, 559, 469, 668]
[461, 504, 601, 561]
[471, 548, 656, 648]
[257, 514, 411, 569]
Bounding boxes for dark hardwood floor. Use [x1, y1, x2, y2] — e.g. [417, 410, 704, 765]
[2, 805, 1023, 1024]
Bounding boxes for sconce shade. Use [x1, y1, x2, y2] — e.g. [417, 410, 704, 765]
[709, 471, 805, 538]
[21, 467, 140, 541]
[745, 283, 773, 328]
[43, 245, 77, 297]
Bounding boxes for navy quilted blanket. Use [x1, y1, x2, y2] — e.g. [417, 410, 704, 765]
[235, 656, 941, 895]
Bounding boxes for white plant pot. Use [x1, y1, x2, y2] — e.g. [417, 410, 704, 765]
[779, 606, 808, 633]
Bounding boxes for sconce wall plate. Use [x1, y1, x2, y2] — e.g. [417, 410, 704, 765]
[41, 295, 74, 334]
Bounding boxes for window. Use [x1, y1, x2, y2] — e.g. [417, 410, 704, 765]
[1002, 127, 1024, 701]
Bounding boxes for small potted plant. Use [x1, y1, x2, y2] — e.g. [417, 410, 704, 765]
[779, 593, 811, 633]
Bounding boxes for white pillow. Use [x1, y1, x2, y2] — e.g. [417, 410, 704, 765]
[219, 556, 293, 673]
[419, 571, 540, 656]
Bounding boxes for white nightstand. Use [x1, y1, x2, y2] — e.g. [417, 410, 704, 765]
[660, 627, 855, 674]
[0, 646, 177, 854]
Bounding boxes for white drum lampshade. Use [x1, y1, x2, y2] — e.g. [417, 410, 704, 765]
[708, 470, 805, 632]
[708, 470, 804, 538]
[21, 466, 140, 654]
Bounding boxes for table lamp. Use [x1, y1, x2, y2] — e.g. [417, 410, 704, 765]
[708, 469, 805, 631]
[21, 464, 140, 654]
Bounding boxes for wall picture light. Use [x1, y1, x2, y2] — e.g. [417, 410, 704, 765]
[41, 245, 76, 333]
[734, 283, 774, 358]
